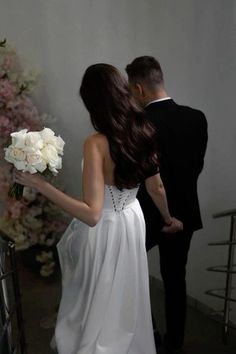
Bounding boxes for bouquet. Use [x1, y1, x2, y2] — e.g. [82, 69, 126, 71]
[4, 127, 65, 199]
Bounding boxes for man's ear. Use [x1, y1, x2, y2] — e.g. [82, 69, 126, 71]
[136, 83, 144, 97]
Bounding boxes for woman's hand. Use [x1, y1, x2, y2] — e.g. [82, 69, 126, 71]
[161, 217, 183, 234]
[13, 170, 46, 190]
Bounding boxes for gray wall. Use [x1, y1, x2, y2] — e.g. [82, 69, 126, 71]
[0, 0, 235, 321]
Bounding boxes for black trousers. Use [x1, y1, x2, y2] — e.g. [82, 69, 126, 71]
[147, 228, 193, 350]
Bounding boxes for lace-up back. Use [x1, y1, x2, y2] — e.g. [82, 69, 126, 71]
[104, 184, 139, 212]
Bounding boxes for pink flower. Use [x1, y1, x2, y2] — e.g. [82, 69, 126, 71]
[0, 115, 15, 136]
[43, 220, 67, 234]
[6, 199, 26, 219]
[6, 95, 42, 131]
[0, 51, 19, 76]
[2, 56, 14, 71]
[0, 79, 17, 102]
[0, 42, 67, 266]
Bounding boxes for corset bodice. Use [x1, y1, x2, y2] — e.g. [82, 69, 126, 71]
[103, 184, 139, 212]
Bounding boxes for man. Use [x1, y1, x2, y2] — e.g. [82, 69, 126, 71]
[126, 56, 208, 353]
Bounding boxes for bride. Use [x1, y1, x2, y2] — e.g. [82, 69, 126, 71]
[15, 63, 183, 354]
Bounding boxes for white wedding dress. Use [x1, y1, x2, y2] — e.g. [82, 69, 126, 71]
[54, 184, 156, 354]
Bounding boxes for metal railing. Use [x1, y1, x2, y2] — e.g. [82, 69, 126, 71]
[206, 209, 236, 344]
[0, 232, 26, 354]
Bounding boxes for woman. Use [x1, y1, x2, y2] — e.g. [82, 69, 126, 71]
[15, 64, 183, 354]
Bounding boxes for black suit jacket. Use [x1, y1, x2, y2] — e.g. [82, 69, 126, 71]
[137, 99, 208, 248]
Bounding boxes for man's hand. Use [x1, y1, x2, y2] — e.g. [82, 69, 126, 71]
[161, 217, 183, 234]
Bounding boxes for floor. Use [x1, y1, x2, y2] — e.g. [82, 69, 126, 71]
[18, 261, 236, 354]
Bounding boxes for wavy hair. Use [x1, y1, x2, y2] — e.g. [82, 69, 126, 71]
[80, 63, 158, 189]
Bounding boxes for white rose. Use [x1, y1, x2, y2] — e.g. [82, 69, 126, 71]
[41, 144, 59, 164]
[4, 146, 27, 170]
[51, 135, 65, 155]
[48, 156, 62, 174]
[10, 129, 27, 148]
[26, 151, 42, 165]
[5, 128, 64, 176]
[34, 161, 47, 173]
[40, 128, 65, 155]
[26, 151, 47, 173]
[14, 160, 27, 171]
[5, 146, 26, 162]
[40, 127, 55, 144]
[25, 131, 44, 150]
[41, 144, 62, 174]
[23, 165, 37, 174]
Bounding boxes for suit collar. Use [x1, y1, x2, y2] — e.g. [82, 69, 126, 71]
[145, 98, 176, 111]
[145, 97, 172, 107]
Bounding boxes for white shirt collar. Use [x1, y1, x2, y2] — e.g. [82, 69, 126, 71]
[145, 97, 172, 107]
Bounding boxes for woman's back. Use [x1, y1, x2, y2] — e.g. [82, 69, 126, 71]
[93, 133, 115, 186]
[83, 133, 140, 213]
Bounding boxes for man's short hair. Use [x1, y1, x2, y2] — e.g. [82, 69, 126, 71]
[126, 56, 164, 90]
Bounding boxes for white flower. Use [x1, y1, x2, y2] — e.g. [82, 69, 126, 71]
[23, 187, 37, 201]
[41, 128, 65, 155]
[4, 146, 27, 170]
[41, 144, 58, 162]
[14, 234, 30, 250]
[25, 131, 44, 149]
[41, 145, 61, 174]
[5, 127, 64, 178]
[23, 165, 37, 174]
[40, 127, 55, 143]
[40, 262, 55, 277]
[26, 151, 42, 164]
[25, 151, 47, 173]
[5, 146, 26, 162]
[33, 161, 47, 173]
[53, 135, 65, 155]
[10, 129, 27, 148]
[48, 156, 62, 174]
[18, 69, 39, 93]
[36, 251, 53, 263]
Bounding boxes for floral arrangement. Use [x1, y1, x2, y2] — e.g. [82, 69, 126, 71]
[0, 39, 69, 277]
[5, 127, 65, 198]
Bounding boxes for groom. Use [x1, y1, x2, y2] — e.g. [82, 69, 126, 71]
[126, 56, 208, 353]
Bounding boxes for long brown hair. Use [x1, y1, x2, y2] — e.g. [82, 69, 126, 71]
[80, 63, 158, 189]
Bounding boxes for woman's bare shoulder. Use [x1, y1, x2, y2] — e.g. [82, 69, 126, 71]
[84, 133, 109, 151]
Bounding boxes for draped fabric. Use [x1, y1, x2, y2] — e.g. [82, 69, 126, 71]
[53, 185, 156, 354]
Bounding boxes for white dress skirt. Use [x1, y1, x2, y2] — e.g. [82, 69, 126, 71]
[53, 184, 156, 354]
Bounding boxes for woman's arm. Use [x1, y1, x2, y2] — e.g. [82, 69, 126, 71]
[145, 173, 183, 233]
[14, 135, 105, 227]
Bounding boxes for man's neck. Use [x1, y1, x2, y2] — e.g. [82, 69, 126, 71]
[144, 89, 169, 106]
